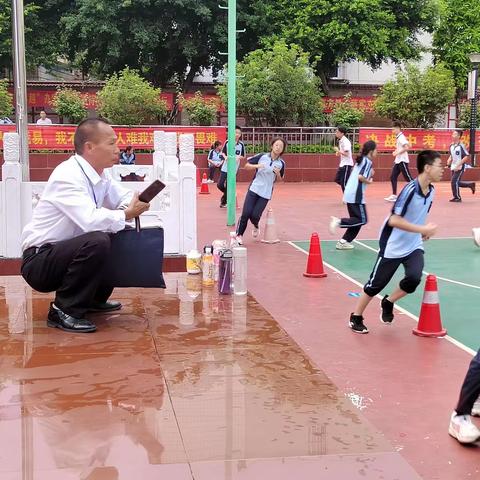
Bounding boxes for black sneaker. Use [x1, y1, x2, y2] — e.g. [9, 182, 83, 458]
[472, 184, 476, 195]
[380, 295, 394, 324]
[449, 198, 462, 202]
[349, 313, 369, 334]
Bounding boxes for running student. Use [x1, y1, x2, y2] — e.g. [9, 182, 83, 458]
[207, 141, 224, 183]
[448, 349, 480, 444]
[218, 126, 246, 208]
[333, 127, 353, 192]
[385, 122, 413, 202]
[329, 140, 376, 250]
[447, 130, 475, 202]
[349, 150, 443, 334]
[234, 137, 286, 245]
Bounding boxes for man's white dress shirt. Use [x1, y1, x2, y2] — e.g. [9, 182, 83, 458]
[21, 155, 132, 251]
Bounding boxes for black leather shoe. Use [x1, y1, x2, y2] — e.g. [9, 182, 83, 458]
[47, 304, 97, 333]
[88, 300, 122, 313]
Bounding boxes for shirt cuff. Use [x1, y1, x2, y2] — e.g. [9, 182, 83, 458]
[112, 209, 127, 232]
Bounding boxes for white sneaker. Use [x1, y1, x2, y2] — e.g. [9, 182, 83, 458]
[448, 412, 480, 444]
[472, 398, 480, 416]
[252, 226, 259, 239]
[235, 235, 243, 246]
[473, 228, 480, 248]
[384, 194, 397, 202]
[336, 240, 354, 250]
[329, 216, 341, 235]
[207, 179, 214, 184]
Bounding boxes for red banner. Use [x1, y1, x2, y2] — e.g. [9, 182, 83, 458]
[323, 97, 376, 113]
[359, 128, 480, 152]
[8, 89, 175, 110]
[0, 125, 226, 150]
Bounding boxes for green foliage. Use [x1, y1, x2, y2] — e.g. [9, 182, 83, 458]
[375, 64, 456, 128]
[97, 68, 167, 125]
[433, 0, 480, 93]
[217, 41, 324, 127]
[248, 0, 438, 89]
[0, 79, 12, 117]
[0, 0, 66, 71]
[457, 102, 478, 130]
[52, 88, 87, 123]
[329, 94, 365, 128]
[180, 92, 217, 126]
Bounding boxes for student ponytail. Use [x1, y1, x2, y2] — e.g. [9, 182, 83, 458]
[355, 140, 377, 164]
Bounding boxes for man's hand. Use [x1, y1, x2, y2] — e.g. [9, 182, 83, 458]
[421, 223, 437, 240]
[124, 192, 150, 220]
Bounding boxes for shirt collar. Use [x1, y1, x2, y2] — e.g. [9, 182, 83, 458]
[74, 154, 103, 186]
[414, 178, 433, 198]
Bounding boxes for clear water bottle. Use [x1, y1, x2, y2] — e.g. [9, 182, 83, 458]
[218, 249, 233, 295]
[202, 246, 215, 287]
[233, 246, 247, 295]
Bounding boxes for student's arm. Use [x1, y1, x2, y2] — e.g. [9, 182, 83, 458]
[273, 161, 285, 181]
[459, 145, 470, 167]
[393, 141, 410, 157]
[358, 161, 373, 184]
[237, 143, 246, 162]
[207, 150, 215, 165]
[244, 154, 264, 170]
[358, 175, 373, 184]
[388, 215, 437, 237]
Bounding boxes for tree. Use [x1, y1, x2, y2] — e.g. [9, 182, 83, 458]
[0, 0, 66, 72]
[329, 94, 365, 128]
[52, 88, 87, 123]
[457, 102, 477, 130]
[97, 68, 167, 125]
[375, 64, 456, 128]
[0, 79, 13, 117]
[217, 41, 324, 126]
[433, 0, 480, 96]
[247, 0, 438, 91]
[180, 92, 217, 126]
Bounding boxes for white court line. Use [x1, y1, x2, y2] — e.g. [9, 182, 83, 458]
[288, 241, 475, 356]
[353, 240, 480, 290]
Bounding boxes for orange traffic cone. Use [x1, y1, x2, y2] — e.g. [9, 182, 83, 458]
[199, 173, 210, 194]
[303, 233, 327, 278]
[413, 275, 446, 337]
[261, 208, 280, 244]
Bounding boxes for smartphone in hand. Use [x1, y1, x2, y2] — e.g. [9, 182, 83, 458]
[139, 180, 166, 203]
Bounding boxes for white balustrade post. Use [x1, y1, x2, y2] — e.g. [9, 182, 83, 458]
[178, 133, 197, 254]
[2, 133, 23, 257]
[153, 130, 166, 180]
[164, 132, 179, 182]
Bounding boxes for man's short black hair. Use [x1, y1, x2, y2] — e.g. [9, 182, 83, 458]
[235, 125, 242, 131]
[392, 121, 402, 129]
[337, 126, 347, 135]
[74, 118, 110, 154]
[417, 150, 441, 173]
[455, 129, 463, 137]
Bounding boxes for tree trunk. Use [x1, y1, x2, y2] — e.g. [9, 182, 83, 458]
[319, 71, 330, 96]
[166, 67, 199, 124]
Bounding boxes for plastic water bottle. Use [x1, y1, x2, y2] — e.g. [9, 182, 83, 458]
[218, 249, 233, 294]
[186, 249, 202, 274]
[202, 246, 215, 287]
[212, 239, 227, 281]
[232, 246, 247, 295]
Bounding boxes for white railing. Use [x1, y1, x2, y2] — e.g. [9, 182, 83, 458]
[1, 131, 197, 258]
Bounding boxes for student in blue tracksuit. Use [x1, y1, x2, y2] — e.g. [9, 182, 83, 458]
[207, 141, 225, 183]
[218, 126, 246, 208]
[447, 130, 475, 202]
[348, 150, 444, 334]
[234, 137, 286, 245]
[329, 140, 376, 250]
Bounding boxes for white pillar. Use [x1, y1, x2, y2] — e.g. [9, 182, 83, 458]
[153, 130, 166, 180]
[164, 132, 179, 181]
[179, 133, 197, 254]
[2, 133, 23, 257]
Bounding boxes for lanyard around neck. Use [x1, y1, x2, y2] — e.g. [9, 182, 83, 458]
[74, 156, 98, 207]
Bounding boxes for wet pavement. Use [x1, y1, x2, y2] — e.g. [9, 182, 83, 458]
[0, 274, 420, 479]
